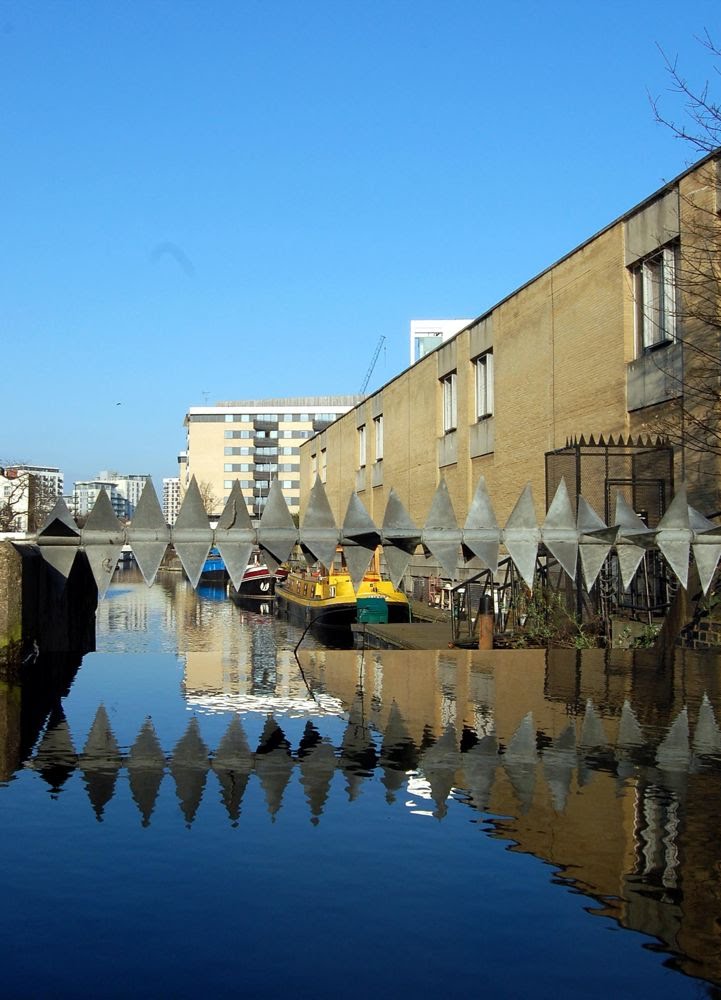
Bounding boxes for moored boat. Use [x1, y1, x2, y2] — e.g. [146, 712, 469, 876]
[199, 547, 228, 583]
[228, 553, 277, 603]
[274, 550, 410, 639]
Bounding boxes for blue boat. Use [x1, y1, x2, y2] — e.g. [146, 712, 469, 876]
[200, 547, 228, 583]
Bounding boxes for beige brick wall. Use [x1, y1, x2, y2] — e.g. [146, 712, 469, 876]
[302, 157, 721, 532]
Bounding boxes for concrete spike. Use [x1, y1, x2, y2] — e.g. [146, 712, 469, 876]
[383, 545, 413, 590]
[654, 487, 692, 589]
[692, 541, 721, 596]
[343, 544, 374, 590]
[503, 484, 539, 589]
[172, 477, 214, 588]
[577, 496, 616, 587]
[215, 483, 257, 589]
[462, 476, 500, 573]
[614, 493, 650, 590]
[422, 479, 462, 580]
[257, 479, 298, 569]
[36, 497, 81, 580]
[38, 497, 80, 538]
[541, 478, 578, 579]
[342, 492, 380, 550]
[127, 480, 170, 586]
[381, 488, 421, 554]
[81, 489, 125, 598]
[300, 478, 340, 569]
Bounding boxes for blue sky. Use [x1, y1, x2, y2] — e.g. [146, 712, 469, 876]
[1, 0, 719, 490]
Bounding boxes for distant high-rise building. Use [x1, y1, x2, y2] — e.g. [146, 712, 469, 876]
[183, 397, 360, 519]
[410, 319, 472, 365]
[0, 464, 63, 532]
[96, 472, 150, 518]
[71, 472, 151, 520]
[163, 477, 181, 525]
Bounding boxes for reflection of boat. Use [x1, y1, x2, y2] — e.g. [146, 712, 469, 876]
[199, 547, 228, 583]
[228, 553, 277, 603]
[274, 550, 410, 637]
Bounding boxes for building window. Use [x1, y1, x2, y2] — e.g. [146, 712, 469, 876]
[358, 425, 367, 467]
[321, 448, 327, 483]
[374, 414, 383, 461]
[475, 350, 494, 419]
[632, 244, 678, 352]
[441, 372, 457, 433]
[311, 453, 318, 477]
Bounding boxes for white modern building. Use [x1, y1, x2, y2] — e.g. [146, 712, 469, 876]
[0, 464, 63, 532]
[410, 319, 472, 365]
[163, 477, 181, 526]
[183, 397, 360, 519]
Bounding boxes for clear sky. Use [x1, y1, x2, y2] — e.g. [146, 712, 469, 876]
[1, 0, 719, 491]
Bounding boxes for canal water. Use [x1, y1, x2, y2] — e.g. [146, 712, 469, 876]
[1, 568, 721, 998]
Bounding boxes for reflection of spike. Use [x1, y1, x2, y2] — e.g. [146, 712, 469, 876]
[503, 712, 537, 814]
[617, 700, 645, 749]
[420, 724, 460, 820]
[33, 709, 78, 795]
[693, 694, 721, 757]
[379, 702, 419, 804]
[170, 717, 210, 826]
[579, 699, 608, 748]
[339, 692, 378, 801]
[542, 725, 576, 813]
[656, 707, 690, 772]
[255, 717, 293, 820]
[212, 717, 253, 825]
[459, 733, 498, 812]
[298, 722, 337, 824]
[80, 705, 122, 822]
[127, 718, 166, 828]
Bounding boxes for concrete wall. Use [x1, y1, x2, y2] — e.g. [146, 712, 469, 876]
[0, 541, 97, 664]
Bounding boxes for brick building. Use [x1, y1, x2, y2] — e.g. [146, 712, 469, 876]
[300, 153, 721, 584]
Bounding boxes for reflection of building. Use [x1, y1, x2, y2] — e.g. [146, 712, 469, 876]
[183, 397, 359, 519]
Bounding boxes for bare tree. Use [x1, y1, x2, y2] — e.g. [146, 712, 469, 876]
[197, 480, 220, 517]
[643, 35, 721, 506]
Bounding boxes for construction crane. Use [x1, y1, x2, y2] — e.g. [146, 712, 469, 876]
[359, 335, 386, 395]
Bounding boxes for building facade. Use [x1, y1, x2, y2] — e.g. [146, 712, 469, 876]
[301, 154, 721, 580]
[0, 465, 63, 532]
[163, 477, 181, 526]
[183, 397, 360, 519]
[409, 318, 472, 365]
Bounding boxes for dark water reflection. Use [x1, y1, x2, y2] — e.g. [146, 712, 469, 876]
[1, 569, 721, 997]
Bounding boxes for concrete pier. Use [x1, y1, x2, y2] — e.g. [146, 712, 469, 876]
[0, 540, 97, 666]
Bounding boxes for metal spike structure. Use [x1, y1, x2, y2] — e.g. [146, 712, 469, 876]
[172, 477, 214, 589]
[215, 481, 256, 590]
[29, 475, 721, 599]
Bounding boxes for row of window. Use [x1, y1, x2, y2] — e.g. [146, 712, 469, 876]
[223, 429, 314, 440]
[223, 446, 301, 456]
[192, 412, 340, 424]
[222, 479, 298, 490]
[441, 350, 494, 433]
